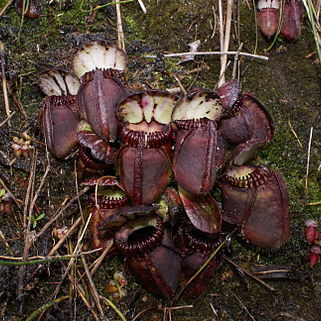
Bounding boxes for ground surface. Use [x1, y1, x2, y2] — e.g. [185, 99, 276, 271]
[0, 0, 321, 320]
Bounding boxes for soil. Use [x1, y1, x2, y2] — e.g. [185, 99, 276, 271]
[0, 0, 321, 320]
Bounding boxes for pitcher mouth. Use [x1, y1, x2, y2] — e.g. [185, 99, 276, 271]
[182, 223, 222, 256]
[82, 176, 129, 209]
[114, 214, 164, 257]
[120, 122, 172, 148]
[222, 165, 272, 188]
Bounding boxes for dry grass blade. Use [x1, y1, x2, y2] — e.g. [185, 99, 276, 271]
[288, 120, 303, 148]
[0, 0, 14, 17]
[218, 0, 234, 86]
[81, 255, 106, 320]
[47, 216, 82, 256]
[90, 239, 113, 276]
[169, 72, 187, 95]
[137, 0, 146, 13]
[23, 150, 37, 229]
[50, 212, 93, 301]
[12, 93, 28, 118]
[229, 289, 256, 321]
[210, 5, 218, 38]
[271, 312, 307, 321]
[0, 176, 23, 210]
[17, 150, 37, 311]
[132, 306, 156, 321]
[305, 127, 313, 193]
[251, 0, 259, 55]
[0, 111, 16, 128]
[0, 249, 100, 265]
[35, 187, 89, 239]
[17, 151, 53, 313]
[223, 256, 276, 291]
[218, 0, 224, 80]
[0, 41, 11, 125]
[302, 0, 321, 70]
[77, 283, 100, 321]
[27, 164, 50, 225]
[209, 302, 219, 320]
[116, 2, 126, 52]
[232, 43, 243, 79]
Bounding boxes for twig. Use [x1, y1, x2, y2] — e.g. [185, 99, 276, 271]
[302, 0, 321, 71]
[81, 255, 106, 320]
[166, 305, 193, 311]
[0, 249, 100, 265]
[232, 43, 243, 79]
[144, 51, 268, 60]
[229, 289, 256, 321]
[48, 217, 83, 256]
[163, 304, 194, 320]
[252, 0, 259, 55]
[51, 212, 93, 300]
[18, 150, 37, 313]
[90, 239, 113, 276]
[288, 120, 303, 148]
[210, 5, 217, 38]
[12, 94, 28, 119]
[132, 306, 156, 321]
[305, 127, 314, 192]
[137, 0, 147, 13]
[232, 0, 240, 82]
[76, 283, 100, 321]
[23, 149, 37, 229]
[209, 303, 219, 320]
[28, 164, 50, 225]
[215, 61, 231, 89]
[219, 0, 234, 86]
[21, 154, 50, 272]
[1, 256, 74, 266]
[271, 312, 307, 321]
[218, 0, 224, 80]
[169, 72, 187, 95]
[0, 41, 11, 125]
[35, 187, 89, 239]
[74, 161, 85, 224]
[25, 296, 70, 321]
[116, 2, 126, 52]
[0, 0, 14, 17]
[19, 216, 83, 285]
[223, 256, 276, 291]
[0, 111, 15, 128]
[0, 176, 23, 210]
[17, 0, 27, 43]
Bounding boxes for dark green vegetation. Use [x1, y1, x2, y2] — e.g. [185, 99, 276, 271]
[0, 0, 321, 320]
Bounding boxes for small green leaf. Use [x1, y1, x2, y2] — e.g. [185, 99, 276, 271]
[0, 189, 6, 198]
[36, 213, 45, 221]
